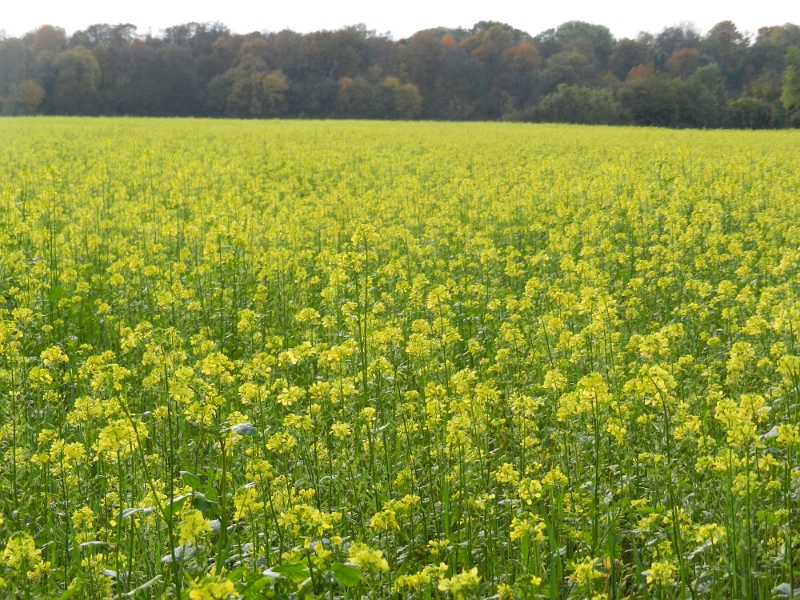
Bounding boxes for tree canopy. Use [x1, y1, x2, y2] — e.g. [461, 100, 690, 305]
[1, 20, 799, 127]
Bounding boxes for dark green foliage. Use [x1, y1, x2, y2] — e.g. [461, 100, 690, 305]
[2, 19, 800, 127]
[728, 97, 773, 128]
[511, 84, 629, 125]
[617, 75, 681, 126]
[781, 46, 800, 126]
[609, 38, 652, 80]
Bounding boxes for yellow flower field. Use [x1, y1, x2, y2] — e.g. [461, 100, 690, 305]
[1, 118, 799, 599]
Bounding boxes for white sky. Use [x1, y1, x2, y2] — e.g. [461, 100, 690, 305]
[1, 0, 798, 41]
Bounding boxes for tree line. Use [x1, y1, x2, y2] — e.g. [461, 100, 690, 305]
[1, 20, 800, 127]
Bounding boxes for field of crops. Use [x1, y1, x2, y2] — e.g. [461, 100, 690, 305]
[1, 118, 799, 599]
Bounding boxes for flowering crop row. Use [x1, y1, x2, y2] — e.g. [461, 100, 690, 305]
[0, 118, 799, 599]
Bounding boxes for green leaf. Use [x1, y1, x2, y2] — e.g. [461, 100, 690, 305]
[122, 575, 163, 597]
[160, 544, 196, 564]
[226, 566, 247, 581]
[229, 422, 257, 436]
[121, 507, 155, 518]
[60, 588, 78, 600]
[331, 562, 361, 587]
[192, 495, 214, 514]
[241, 576, 272, 598]
[181, 471, 202, 490]
[270, 561, 308, 583]
[165, 495, 188, 519]
[772, 583, 800, 599]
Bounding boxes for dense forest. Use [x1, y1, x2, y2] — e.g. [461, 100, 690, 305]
[1, 20, 800, 127]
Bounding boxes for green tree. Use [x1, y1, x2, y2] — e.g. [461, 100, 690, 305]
[372, 77, 421, 119]
[299, 26, 369, 80]
[535, 50, 598, 97]
[3, 79, 45, 114]
[460, 24, 532, 117]
[400, 30, 444, 114]
[463, 24, 516, 75]
[652, 23, 701, 70]
[49, 46, 100, 114]
[617, 74, 681, 126]
[728, 97, 772, 128]
[206, 54, 267, 115]
[432, 35, 485, 119]
[6, 18, 800, 126]
[0, 39, 28, 97]
[535, 21, 614, 68]
[609, 39, 651, 80]
[394, 80, 422, 118]
[703, 21, 748, 89]
[502, 41, 541, 104]
[756, 24, 800, 46]
[205, 51, 290, 118]
[666, 48, 700, 78]
[31, 25, 66, 56]
[677, 64, 728, 127]
[227, 70, 289, 118]
[335, 76, 373, 117]
[781, 46, 800, 126]
[533, 83, 628, 124]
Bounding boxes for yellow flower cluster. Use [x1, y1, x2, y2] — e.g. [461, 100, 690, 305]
[277, 504, 335, 539]
[3, 119, 800, 598]
[347, 543, 389, 572]
[1, 532, 49, 580]
[93, 418, 144, 460]
[438, 567, 481, 598]
[188, 575, 238, 600]
[179, 510, 212, 545]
